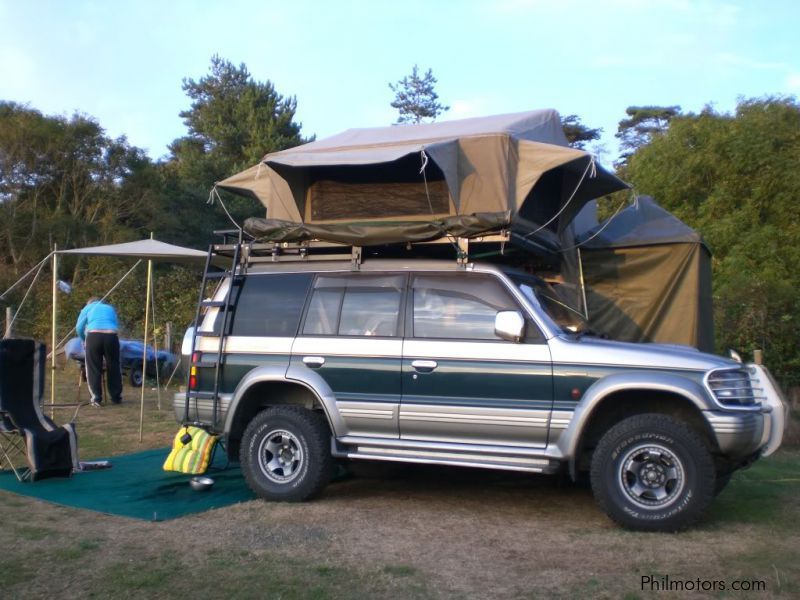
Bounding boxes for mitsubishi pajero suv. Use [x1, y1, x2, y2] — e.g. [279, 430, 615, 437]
[177, 258, 787, 531]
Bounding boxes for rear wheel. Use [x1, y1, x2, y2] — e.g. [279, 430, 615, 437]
[240, 406, 334, 502]
[590, 414, 715, 531]
[129, 363, 143, 387]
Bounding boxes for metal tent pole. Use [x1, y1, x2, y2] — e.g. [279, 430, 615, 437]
[577, 247, 589, 321]
[50, 245, 58, 418]
[139, 234, 154, 442]
[150, 278, 161, 411]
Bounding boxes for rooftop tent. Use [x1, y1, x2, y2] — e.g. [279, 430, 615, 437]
[575, 196, 714, 352]
[217, 110, 629, 245]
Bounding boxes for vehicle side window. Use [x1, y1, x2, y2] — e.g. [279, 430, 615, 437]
[302, 274, 405, 337]
[412, 274, 522, 341]
[222, 273, 313, 337]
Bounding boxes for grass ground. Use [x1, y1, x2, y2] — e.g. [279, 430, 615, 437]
[0, 363, 798, 599]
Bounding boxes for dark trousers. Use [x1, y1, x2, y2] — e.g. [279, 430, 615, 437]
[85, 332, 122, 404]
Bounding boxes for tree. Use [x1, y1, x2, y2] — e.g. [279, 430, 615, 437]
[0, 101, 201, 342]
[560, 114, 602, 150]
[623, 97, 800, 385]
[389, 65, 449, 124]
[169, 55, 310, 229]
[0, 102, 159, 274]
[173, 55, 308, 178]
[616, 105, 681, 162]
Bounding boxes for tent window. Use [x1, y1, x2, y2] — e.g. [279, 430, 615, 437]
[309, 180, 450, 221]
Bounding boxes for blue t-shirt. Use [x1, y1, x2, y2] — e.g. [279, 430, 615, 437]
[76, 301, 119, 341]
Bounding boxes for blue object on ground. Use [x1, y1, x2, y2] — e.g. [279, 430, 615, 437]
[65, 337, 174, 364]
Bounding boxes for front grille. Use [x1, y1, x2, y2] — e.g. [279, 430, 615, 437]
[706, 368, 759, 407]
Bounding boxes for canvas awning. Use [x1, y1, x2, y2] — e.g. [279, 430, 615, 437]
[51, 237, 210, 439]
[219, 110, 629, 244]
[575, 197, 714, 351]
[57, 239, 208, 264]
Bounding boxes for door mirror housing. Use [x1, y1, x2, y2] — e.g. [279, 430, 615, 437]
[495, 311, 525, 342]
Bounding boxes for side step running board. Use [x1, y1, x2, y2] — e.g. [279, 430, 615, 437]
[331, 437, 561, 474]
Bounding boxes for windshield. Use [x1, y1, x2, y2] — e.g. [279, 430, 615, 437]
[510, 275, 588, 334]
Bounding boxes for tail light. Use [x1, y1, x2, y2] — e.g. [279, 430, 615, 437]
[189, 351, 201, 390]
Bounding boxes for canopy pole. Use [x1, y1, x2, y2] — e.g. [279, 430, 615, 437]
[50, 245, 58, 419]
[139, 235, 154, 442]
[150, 278, 161, 411]
[577, 247, 589, 321]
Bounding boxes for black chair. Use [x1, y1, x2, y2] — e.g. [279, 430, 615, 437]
[0, 339, 78, 481]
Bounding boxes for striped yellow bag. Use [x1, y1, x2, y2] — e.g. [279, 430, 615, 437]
[162, 426, 218, 474]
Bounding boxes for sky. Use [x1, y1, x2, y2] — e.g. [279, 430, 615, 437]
[1, 0, 798, 164]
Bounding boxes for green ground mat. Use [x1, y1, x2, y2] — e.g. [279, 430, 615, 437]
[0, 447, 255, 521]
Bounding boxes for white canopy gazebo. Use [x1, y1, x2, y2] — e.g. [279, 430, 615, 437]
[51, 237, 208, 439]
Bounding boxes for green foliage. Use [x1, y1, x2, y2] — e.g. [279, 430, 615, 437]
[616, 105, 681, 163]
[624, 97, 800, 384]
[1, 56, 311, 345]
[169, 55, 311, 228]
[0, 102, 147, 276]
[389, 65, 449, 124]
[0, 102, 202, 344]
[561, 114, 602, 150]
[175, 55, 308, 179]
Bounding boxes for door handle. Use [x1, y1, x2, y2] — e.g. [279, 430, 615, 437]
[302, 356, 325, 368]
[411, 359, 438, 373]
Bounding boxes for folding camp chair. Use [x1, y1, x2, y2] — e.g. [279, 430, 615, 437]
[0, 412, 29, 480]
[0, 338, 79, 481]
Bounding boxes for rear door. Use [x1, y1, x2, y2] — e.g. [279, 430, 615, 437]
[291, 273, 406, 438]
[400, 272, 553, 448]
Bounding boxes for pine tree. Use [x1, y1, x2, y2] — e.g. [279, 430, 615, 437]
[389, 65, 449, 124]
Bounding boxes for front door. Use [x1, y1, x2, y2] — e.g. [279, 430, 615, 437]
[400, 273, 553, 448]
[291, 273, 406, 439]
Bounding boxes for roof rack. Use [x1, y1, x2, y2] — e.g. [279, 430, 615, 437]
[209, 229, 511, 269]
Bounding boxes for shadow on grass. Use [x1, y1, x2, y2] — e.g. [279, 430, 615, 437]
[705, 449, 800, 527]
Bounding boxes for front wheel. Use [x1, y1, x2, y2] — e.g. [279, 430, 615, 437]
[240, 406, 334, 502]
[590, 414, 715, 532]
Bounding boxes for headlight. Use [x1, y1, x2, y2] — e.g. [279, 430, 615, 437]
[705, 368, 759, 408]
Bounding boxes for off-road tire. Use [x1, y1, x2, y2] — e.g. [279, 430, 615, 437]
[240, 406, 334, 502]
[590, 414, 715, 532]
[129, 363, 143, 387]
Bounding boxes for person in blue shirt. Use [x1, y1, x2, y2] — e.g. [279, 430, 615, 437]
[76, 297, 123, 405]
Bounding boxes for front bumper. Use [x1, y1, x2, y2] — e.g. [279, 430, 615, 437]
[704, 364, 788, 458]
[751, 364, 788, 456]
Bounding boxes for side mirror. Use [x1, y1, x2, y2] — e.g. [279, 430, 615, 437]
[495, 311, 525, 343]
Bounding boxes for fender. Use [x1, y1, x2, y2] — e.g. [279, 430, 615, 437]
[223, 364, 346, 437]
[552, 371, 714, 463]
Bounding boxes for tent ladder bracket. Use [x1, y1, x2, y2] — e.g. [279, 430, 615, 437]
[351, 246, 362, 270]
[457, 238, 469, 266]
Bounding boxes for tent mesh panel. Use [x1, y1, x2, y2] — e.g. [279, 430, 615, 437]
[309, 180, 450, 221]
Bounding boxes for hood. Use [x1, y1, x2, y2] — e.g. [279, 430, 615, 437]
[550, 335, 736, 372]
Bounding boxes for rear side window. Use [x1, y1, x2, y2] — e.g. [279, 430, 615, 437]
[412, 274, 519, 340]
[302, 274, 405, 337]
[220, 273, 313, 337]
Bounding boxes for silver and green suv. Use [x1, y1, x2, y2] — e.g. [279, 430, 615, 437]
[177, 259, 787, 531]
